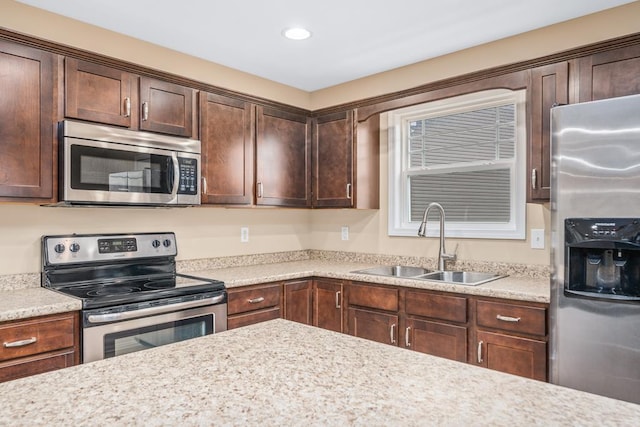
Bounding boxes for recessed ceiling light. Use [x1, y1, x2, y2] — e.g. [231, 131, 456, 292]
[283, 27, 312, 41]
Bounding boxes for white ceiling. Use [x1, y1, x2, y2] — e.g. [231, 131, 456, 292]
[17, 0, 636, 91]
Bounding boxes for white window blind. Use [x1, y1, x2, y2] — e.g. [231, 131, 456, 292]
[388, 89, 526, 239]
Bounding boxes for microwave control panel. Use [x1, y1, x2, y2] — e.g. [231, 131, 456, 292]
[178, 157, 197, 195]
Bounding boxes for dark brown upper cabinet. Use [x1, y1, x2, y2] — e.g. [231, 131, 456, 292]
[200, 92, 254, 205]
[65, 58, 134, 128]
[528, 62, 569, 202]
[0, 40, 55, 201]
[65, 58, 195, 137]
[312, 111, 354, 208]
[256, 106, 311, 207]
[576, 43, 640, 102]
[139, 77, 195, 137]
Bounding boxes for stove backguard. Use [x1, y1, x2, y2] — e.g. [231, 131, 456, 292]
[565, 218, 640, 300]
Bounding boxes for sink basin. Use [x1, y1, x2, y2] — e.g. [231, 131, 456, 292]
[352, 265, 432, 278]
[416, 271, 504, 286]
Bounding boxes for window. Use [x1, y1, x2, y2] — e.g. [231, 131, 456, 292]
[388, 89, 526, 239]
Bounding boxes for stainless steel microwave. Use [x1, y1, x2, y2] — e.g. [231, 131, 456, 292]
[58, 120, 201, 206]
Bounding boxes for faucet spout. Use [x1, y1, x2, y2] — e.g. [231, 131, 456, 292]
[417, 202, 457, 271]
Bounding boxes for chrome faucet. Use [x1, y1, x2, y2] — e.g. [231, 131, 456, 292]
[417, 202, 457, 271]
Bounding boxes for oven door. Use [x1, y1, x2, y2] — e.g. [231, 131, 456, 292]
[82, 301, 227, 363]
[62, 137, 200, 206]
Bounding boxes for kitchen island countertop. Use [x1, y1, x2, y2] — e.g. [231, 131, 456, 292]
[0, 319, 637, 426]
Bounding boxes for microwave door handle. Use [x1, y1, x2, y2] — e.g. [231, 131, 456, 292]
[170, 154, 180, 200]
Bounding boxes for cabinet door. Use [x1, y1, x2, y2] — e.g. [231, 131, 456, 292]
[347, 307, 398, 346]
[313, 279, 343, 333]
[404, 318, 467, 362]
[528, 62, 568, 201]
[200, 92, 254, 204]
[256, 106, 311, 207]
[0, 40, 54, 200]
[139, 77, 194, 137]
[312, 111, 353, 207]
[476, 330, 547, 381]
[577, 43, 640, 102]
[65, 58, 134, 127]
[283, 280, 312, 325]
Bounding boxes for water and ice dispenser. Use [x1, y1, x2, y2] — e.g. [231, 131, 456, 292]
[565, 218, 640, 300]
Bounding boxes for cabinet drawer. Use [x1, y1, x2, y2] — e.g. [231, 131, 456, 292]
[228, 284, 281, 315]
[227, 307, 281, 330]
[0, 314, 76, 361]
[0, 349, 76, 383]
[348, 283, 398, 312]
[405, 291, 467, 323]
[476, 300, 546, 337]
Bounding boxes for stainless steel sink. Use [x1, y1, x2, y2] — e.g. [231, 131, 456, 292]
[415, 271, 504, 286]
[352, 265, 432, 278]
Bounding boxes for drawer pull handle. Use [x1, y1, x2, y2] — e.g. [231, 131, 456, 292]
[4, 337, 37, 348]
[496, 314, 521, 322]
[248, 297, 265, 304]
[335, 291, 341, 309]
[390, 323, 396, 344]
[477, 340, 484, 363]
[405, 326, 411, 348]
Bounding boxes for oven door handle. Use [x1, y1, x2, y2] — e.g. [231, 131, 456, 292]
[86, 295, 225, 324]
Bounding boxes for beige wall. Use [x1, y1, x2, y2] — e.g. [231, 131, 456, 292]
[0, 205, 312, 275]
[1, 1, 638, 274]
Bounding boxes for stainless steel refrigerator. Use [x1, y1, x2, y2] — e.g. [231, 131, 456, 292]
[550, 94, 640, 404]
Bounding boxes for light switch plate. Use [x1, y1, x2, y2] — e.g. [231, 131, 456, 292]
[240, 227, 249, 243]
[341, 226, 349, 241]
[531, 229, 544, 249]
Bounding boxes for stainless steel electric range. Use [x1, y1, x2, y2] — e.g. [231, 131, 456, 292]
[41, 232, 227, 363]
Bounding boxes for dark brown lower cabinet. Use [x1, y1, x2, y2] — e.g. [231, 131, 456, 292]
[227, 283, 282, 330]
[404, 318, 467, 362]
[347, 307, 398, 346]
[475, 330, 547, 381]
[313, 279, 344, 333]
[283, 280, 312, 325]
[0, 312, 79, 382]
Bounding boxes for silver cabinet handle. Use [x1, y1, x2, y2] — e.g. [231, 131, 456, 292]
[477, 340, 484, 363]
[142, 101, 149, 121]
[124, 97, 131, 117]
[405, 326, 411, 348]
[390, 323, 396, 344]
[531, 168, 537, 190]
[248, 297, 265, 304]
[496, 314, 521, 322]
[256, 182, 263, 198]
[202, 176, 207, 195]
[335, 291, 341, 309]
[346, 183, 352, 199]
[4, 337, 37, 348]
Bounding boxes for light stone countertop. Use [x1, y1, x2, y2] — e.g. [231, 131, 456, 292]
[187, 259, 550, 303]
[0, 319, 636, 426]
[0, 288, 81, 322]
[0, 259, 549, 322]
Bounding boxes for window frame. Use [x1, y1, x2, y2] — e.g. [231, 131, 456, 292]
[387, 89, 527, 239]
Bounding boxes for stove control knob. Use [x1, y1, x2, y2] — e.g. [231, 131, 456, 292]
[163, 239, 172, 248]
[54, 243, 65, 254]
[69, 243, 81, 253]
[152, 239, 161, 248]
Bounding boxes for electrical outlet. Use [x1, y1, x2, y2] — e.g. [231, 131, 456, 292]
[240, 227, 249, 243]
[531, 229, 545, 249]
[341, 226, 349, 241]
